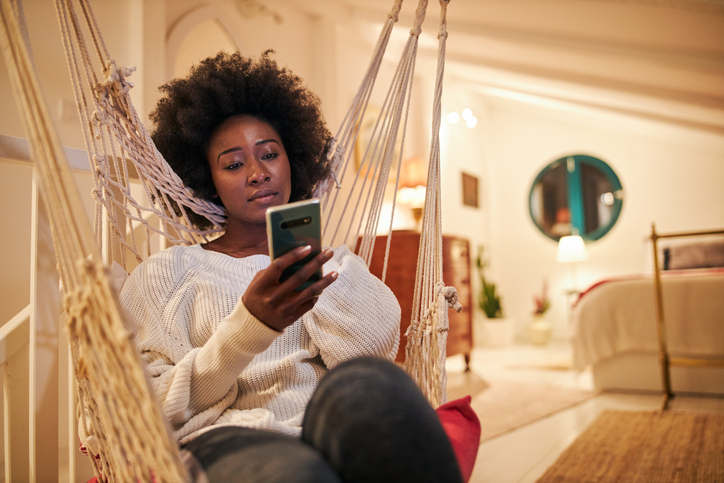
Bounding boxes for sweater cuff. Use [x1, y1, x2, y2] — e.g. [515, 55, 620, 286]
[217, 300, 281, 356]
[188, 300, 280, 415]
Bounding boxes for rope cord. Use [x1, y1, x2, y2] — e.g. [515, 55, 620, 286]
[42, 1, 455, 474]
[55, 0, 226, 271]
[322, 0, 427, 273]
[319, 3, 401, 239]
[403, 0, 459, 408]
[0, 1, 187, 480]
[318, 0, 458, 406]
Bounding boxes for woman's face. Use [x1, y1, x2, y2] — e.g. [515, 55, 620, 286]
[206, 115, 292, 229]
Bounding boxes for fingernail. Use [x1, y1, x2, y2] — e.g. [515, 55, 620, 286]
[331, 271, 338, 280]
[300, 245, 312, 253]
[324, 248, 334, 257]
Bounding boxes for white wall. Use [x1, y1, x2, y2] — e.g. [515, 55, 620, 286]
[0, 1, 133, 151]
[0, 161, 32, 325]
[480, 94, 724, 340]
[439, 85, 490, 308]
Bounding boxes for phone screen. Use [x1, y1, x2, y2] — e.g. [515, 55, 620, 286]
[266, 199, 322, 290]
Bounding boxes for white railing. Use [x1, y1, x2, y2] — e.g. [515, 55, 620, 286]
[0, 305, 30, 483]
[0, 134, 94, 482]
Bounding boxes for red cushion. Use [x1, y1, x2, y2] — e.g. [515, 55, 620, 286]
[436, 395, 481, 482]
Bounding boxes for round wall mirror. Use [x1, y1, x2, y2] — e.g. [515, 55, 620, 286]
[529, 154, 623, 241]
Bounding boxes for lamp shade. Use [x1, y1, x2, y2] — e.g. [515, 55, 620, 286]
[399, 156, 427, 189]
[556, 235, 588, 263]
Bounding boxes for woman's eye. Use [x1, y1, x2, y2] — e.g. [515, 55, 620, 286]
[262, 152, 278, 160]
[224, 162, 242, 170]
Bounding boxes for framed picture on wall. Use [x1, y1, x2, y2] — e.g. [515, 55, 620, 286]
[462, 172, 479, 208]
[354, 105, 404, 182]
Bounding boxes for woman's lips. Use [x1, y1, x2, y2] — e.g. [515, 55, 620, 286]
[251, 194, 275, 203]
[248, 190, 278, 203]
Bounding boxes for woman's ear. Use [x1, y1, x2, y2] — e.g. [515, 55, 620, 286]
[211, 191, 224, 208]
[207, 183, 218, 200]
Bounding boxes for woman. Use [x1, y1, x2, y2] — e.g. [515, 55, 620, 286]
[121, 51, 463, 482]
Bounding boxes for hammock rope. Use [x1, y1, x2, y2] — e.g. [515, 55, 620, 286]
[0, 0, 187, 480]
[403, 0, 461, 407]
[55, 0, 227, 270]
[4, 0, 461, 479]
[320, 0, 423, 274]
[318, 0, 459, 407]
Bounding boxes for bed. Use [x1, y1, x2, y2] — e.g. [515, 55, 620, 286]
[572, 230, 724, 396]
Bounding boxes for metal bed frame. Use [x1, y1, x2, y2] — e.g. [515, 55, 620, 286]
[650, 224, 724, 409]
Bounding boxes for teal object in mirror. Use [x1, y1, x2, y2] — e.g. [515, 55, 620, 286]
[529, 154, 623, 241]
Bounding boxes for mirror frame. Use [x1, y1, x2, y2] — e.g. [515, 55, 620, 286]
[529, 154, 624, 242]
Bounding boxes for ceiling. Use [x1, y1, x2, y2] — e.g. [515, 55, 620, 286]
[278, 0, 724, 133]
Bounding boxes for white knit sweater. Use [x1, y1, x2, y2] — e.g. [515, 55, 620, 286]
[120, 244, 401, 445]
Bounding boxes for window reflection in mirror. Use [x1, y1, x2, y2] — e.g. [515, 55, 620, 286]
[530, 155, 623, 241]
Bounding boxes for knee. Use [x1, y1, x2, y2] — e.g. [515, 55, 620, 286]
[345, 356, 399, 372]
[310, 356, 428, 417]
[320, 357, 414, 396]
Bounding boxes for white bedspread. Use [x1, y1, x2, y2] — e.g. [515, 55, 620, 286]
[572, 269, 724, 370]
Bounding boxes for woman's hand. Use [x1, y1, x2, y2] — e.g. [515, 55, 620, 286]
[242, 246, 338, 332]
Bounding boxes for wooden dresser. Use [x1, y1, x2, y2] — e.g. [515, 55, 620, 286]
[364, 230, 473, 369]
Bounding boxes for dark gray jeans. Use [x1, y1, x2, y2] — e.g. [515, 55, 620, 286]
[183, 357, 463, 483]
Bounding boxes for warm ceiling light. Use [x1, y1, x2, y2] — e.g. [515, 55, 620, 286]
[462, 108, 472, 120]
[447, 112, 460, 124]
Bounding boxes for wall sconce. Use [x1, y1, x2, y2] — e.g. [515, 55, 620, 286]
[397, 156, 427, 226]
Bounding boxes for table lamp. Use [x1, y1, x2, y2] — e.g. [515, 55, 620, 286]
[397, 156, 427, 227]
[557, 235, 588, 291]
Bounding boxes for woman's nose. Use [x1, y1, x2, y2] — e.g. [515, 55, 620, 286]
[247, 160, 270, 184]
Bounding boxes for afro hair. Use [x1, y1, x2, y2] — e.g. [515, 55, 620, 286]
[150, 50, 332, 229]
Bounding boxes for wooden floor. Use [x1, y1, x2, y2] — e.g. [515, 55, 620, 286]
[445, 343, 724, 483]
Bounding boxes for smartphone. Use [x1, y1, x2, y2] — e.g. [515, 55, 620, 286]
[266, 199, 323, 291]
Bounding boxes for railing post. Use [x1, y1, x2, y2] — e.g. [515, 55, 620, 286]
[30, 169, 60, 482]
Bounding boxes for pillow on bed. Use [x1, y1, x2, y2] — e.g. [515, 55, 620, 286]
[665, 242, 724, 270]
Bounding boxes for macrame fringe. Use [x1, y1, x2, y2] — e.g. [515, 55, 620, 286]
[404, 283, 461, 407]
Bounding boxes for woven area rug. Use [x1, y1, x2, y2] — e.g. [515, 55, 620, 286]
[446, 372, 597, 441]
[537, 410, 724, 482]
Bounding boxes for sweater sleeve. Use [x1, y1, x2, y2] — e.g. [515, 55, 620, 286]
[121, 250, 280, 435]
[303, 245, 401, 368]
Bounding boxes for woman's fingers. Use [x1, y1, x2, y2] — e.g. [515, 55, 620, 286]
[242, 246, 338, 332]
[294, 271, 338, 305]
[265, 245, 313, 281]
[279, 248, 334, 292]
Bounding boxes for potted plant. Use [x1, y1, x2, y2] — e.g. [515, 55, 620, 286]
[529, 280, 552, 345]
[476, 247, 514, 347]
[480, 277, 502, 319]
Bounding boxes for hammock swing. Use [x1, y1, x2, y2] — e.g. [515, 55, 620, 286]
[0, 0, 459, 480]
